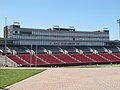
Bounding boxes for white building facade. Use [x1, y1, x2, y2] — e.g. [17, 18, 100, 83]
[5, 24, 109, 46]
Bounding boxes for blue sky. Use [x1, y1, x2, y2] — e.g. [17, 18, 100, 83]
[0, 0, 120, 40]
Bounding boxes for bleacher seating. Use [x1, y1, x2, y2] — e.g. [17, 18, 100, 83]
[100, 53, 120, 62]
[105, 46, 119, 53]
[8, 55, 26, 65]
[37, 54, 63, 64]
[54, 54, 79, 63]
[23, 46, 45, 53]
[18, 54, 46, 65]
[8, 46, 26, 53]
[85, 53, 108, 62]
[70, 54, 93, 63]
[4, 45, 120, 66]
[59, 46, 76, 52]
[43, 46, 60, 52]
[75, 46, 91, 53]
[113, 53, 120, 59]
[90, 47, 105, 52]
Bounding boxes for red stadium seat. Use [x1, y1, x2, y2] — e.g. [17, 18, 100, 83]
[85, 53, 109, 62]
[19, 54, 46, 65]
[70, 54, 93, 63]
[100, 53, 120, 62]
[54, 54, 79, 63]
[8, 55, 26, 65]
[37, 54, 63, 64]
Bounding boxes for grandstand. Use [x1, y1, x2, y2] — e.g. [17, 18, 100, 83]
[1, 23, 120, 67]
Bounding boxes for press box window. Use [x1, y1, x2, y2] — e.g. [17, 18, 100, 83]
[20, 31, 32, 34]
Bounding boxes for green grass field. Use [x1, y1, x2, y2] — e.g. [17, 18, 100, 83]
[0, 69, 45, 89]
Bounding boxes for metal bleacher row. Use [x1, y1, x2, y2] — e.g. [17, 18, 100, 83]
[0, 46, 120, 53]
[1, 45, 120, 66]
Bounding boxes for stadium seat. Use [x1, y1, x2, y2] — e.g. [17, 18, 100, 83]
[54, 54, 79, 63]
[37, 54, 63, 64]
[19, 54, 46, 65]
[70, 54, 93, 63]
[85, 53, 109, 62]
[100, 53, 120, 62]
[8, 55, 26, 65]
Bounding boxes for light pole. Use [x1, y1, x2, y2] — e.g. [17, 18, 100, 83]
[35, 42, 37, 67]
[30, 44, 32, 67]
[5, 17, 7, 66]
[117, 19, 120, 40]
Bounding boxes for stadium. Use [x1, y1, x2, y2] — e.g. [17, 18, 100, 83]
[1, 0, 120, 89]
[0, 23, 120, 67]
[1, 23, 120, 90]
